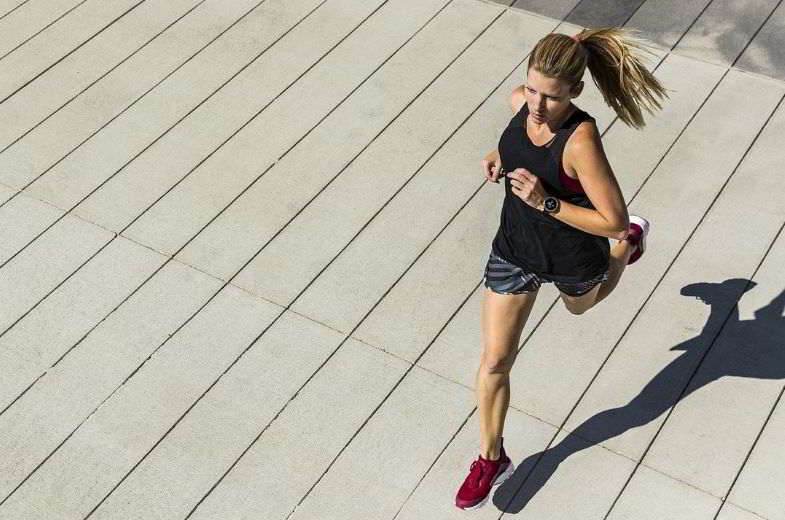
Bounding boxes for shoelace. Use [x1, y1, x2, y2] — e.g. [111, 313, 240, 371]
[468, 459, 485, 488]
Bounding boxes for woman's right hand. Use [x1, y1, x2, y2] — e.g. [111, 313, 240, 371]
[482, 150, 504, 183]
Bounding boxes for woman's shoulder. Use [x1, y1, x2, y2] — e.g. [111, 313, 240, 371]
[563, 115, 603, 166]
[509, 85, 526, 113]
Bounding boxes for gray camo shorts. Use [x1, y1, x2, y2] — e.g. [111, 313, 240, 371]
[483, 251, 608, 297]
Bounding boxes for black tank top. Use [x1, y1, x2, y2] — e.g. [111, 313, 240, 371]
[491, 103, 610, 283]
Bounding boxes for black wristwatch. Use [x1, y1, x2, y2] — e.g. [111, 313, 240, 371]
[542, 196, 561, 214]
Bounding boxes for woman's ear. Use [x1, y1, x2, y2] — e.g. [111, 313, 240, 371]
[571, 81, 584, 98]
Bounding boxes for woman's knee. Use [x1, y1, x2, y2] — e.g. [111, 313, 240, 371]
[563, 298, 589, 315]
[481, 347, 517, 374]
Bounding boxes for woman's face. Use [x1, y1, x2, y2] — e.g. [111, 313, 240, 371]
[524, 68, 578, 126]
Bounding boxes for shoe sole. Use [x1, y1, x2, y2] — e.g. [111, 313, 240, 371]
[457, 461, 516, 511]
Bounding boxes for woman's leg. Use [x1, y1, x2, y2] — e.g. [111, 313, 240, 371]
[560, 237, 634, 315]
[476, 287, 539, 460]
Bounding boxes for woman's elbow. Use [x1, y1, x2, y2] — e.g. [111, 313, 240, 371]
[609, 218, 630, 241]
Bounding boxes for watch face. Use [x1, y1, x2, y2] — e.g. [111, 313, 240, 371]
[544, 198, 558, 212]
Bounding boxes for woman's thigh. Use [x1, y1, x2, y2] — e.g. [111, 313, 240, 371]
[480, 287, 539, 370]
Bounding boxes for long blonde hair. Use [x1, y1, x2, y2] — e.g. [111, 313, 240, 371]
[528, 28, 668, 129]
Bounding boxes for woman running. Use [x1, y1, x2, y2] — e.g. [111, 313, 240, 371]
[455, 28, 668, 510]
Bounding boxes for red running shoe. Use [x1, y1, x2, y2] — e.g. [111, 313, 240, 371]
[626, 215, 650, 265]
[455, 438, 514, 510]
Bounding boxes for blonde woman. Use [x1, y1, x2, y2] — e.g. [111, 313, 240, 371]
[455, 28, 667, 510]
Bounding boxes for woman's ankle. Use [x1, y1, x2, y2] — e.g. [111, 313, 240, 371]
[480, 437, 502, 460]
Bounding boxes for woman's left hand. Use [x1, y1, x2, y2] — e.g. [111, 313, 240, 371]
[508, 168, 548, 210]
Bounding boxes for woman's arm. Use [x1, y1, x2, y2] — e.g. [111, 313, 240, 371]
[558, 122, 629, 239]
[507, 122, 630, 240]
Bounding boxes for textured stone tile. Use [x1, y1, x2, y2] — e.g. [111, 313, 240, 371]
[0, 214, 113, 333]
[736, 0, 785, 82]
[637, 104, 785, 496]
[0, 261, 222, 500]
[0, 0, 142, 101]
[289, 367, 474, 520]
[566, 0, 647, 28]
[726, 397, 785, 520]
[0, 192, 63, 265]
[0, 285, 280, 520]
[173, 0, 494, 277]
[674, 0, 781, 67]
[607, 464, 720, 519]
[0, 0, 204, 150]
[0, 0, 82, 57]
[89, 332, 404, 520]
[0, 235, 166, 412]
[9, 0, 321, 191]
[71, 0, 387, 232]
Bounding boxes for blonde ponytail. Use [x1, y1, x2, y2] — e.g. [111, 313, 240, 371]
[529, 28, 668, 129]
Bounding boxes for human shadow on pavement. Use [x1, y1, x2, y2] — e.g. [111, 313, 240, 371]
[492, 278, 785, 513]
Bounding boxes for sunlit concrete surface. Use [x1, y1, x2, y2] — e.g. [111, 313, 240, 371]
[0, 0, 783, 518]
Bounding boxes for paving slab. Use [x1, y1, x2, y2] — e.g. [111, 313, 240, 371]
[565, 0, 647, 28]
[717, 502, 771, 520]
[0, 0, 83, 58]
[674, 0, 780, 67]
[0, 0, 28, 19]
[0, 0, 202, 150]
[125, 0, 467, 259]
[0, 192, 63, 265]
[288, 367, 473, 520]
[74, 0, 382, 231]
[0, 235, 166, 412]
[736, 0, 785, 82]
[0, 285, 280, 519]
[0, 183, 15, 205]
[606, 464, 721, 519]
[626, 0, 712, 50]
[625, 99, 785, 498]
[496, 428, 636, 518]
[186, 337, 407, 520]
[510, 0, 580, 20]
[175, 0, 496, 280]
[0, 0, 142, 102]
[73, 0, 388, 234]
[0, 260, 221, 500]
[88, 328, 400, 519]
[0, 214, 113, 334]
[3, 0, 317, 192]
[724, 397, 785, 518]
[0, 0, 261, 158]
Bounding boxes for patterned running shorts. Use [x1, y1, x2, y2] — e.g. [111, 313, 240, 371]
[483, 251, 609, 297]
